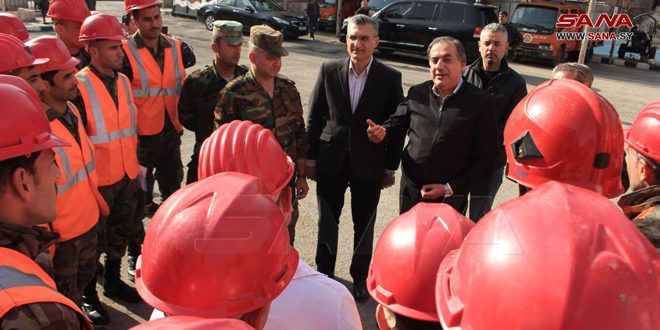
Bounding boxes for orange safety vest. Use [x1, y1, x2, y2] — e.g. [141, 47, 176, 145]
[122, 34, 185, 136]
[76, 68, 139, 186]
[0, 247, 92, 329]
[50, 104, 106, 241]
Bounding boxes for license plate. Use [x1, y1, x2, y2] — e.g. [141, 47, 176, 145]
[299, 25, 307, 31]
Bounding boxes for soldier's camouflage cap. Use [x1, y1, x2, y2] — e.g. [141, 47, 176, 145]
[249, 25, 288, 57]
[212, 20, 244, 45]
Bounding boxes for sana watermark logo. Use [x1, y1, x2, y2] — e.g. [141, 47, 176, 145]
[555, 13, 635, 41]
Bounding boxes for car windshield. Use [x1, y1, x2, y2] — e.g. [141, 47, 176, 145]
[249, 0, 284, 11]
[368, 0, 392, 10]
[511, 6, 557, 31]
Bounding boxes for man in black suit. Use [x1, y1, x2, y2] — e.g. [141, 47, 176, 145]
[306, 14, 404, 302]
[368, 36, 498, 215]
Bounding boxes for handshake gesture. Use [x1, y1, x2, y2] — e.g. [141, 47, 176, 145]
[366, 119, 386, 143]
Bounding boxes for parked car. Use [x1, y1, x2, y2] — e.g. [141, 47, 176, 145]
[197, 0, 307, 38]
[366, 0, 396, 14]
[339, 0, 497, 62]
[318, 0, 358, 30]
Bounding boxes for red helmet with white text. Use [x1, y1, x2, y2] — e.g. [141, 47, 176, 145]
[436, 181, 660, 330]
[136, 172, 298, 318]
[368, 203, 473, 322]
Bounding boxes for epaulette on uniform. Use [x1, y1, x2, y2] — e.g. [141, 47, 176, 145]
[224, 74, 250, 90]
[276, 74, 295, 85]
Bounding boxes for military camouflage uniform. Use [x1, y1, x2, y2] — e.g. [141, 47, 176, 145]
[214, 69, 308, 242]
[0, 221, 89, 329]
[618, 185, 660, 252]
[214, 70, 308, 160]
[179, 62, 248, 184]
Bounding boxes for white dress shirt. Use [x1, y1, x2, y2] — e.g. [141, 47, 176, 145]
[348, 57, 373, 113]
[265, 259, 363, 330]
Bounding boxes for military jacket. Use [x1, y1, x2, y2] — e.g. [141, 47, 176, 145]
[214, 70, 308, 160]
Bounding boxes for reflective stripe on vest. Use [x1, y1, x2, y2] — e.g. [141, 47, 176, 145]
[125, 37, 183, 98]
[0, 266, 51, 290]
[0, 248, 93, 328]
[77, 73, 137, 145]
[54, 142, 95, 196]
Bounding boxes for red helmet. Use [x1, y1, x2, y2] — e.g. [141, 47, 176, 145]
[198, 120, 294, 196]
[47, 0, 91, 23]
[625, 100, 660, 162]
[130, 316, 255, 330]
[504, 79, 624, 198]
[25, 36, 80, 73]
[79, 13, 126, 42]
[0, 34, 49, 73]
[136, 172, 298, 318]
[367, 203, 473, 322]
[436, 181, 660, 330]
[125, 0, 163, 12]
[0, 13, 29, 41]
[0, 75, 69, 161]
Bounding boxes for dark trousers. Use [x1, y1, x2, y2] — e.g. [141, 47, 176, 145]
[399, 171, 468, 215]
[468, 165, 505, 221]
[53, 225, 98, 306]
[128, 188, 146, 257]
[97, 175, 138, 262]
[308, 17, 318, 38]
[315, 168, 381, 282]
[185, 142, 202, 184]
[137, 119, 183, 202]
[288, 198, 300, 245]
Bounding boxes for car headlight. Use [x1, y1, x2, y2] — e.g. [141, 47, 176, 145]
[328, 15, 335, 21]
[539, 44, 552, 51]
[273, 17, 289, 25]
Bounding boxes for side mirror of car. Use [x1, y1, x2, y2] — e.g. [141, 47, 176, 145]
[246, 6, 254, 12]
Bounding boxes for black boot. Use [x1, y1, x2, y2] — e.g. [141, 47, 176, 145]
[82, 280, 110, 325]
[103, 258, 141, 303]
[126, 241, 141, 283]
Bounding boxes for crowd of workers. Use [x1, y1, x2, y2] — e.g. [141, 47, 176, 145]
[0, 0, 658, 329]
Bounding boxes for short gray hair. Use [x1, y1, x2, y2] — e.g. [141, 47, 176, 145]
[347, 14, 378, 33]
[628, 146, 660, 181]
[427, 36, 466, 63]
[481, 23, 508, 42]
[552, 62, 594, 86]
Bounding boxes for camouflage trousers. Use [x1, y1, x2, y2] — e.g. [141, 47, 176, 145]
[137, 121, 183, 202]
[97, 175, 138, 262]
[287, 176, 301, 245]
[53, 225, 98, 306]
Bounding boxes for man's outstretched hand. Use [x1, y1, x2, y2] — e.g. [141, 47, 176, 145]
[366, 119, 386, 143]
